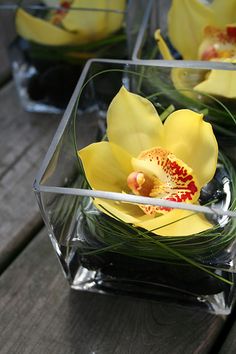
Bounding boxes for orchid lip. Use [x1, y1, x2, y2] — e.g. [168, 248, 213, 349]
[127, 147, 199, 215]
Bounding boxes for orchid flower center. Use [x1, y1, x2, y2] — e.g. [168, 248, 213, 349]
[127, 147, 199, 215]
[199, 25, 236, 61]
[50, 1, 72, 25]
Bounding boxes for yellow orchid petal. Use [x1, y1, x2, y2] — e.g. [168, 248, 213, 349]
[62, 0, 126, 42]
[79, 141, 127, 192]
[163, 109, 218, 187]
[136, 209, 213, 237]
[154, 29, 173, 60]
[109, 143, 133, 176]
[95, 198, 213, 237]
[15, 8, 82, 46]
[107, 86, 164, 156]
[171, 67, 207, 99]
[211, 0, 236, 27]
[93, 198, 145, 224]
[100, 0, 126, 36]
[168, 0, 215, 59]
[194, 67, 236, 98]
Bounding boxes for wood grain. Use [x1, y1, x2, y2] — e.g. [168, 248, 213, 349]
[0, 228, 226, 354]
[219, 318, 236, 353]
[0, 82, 59, 271]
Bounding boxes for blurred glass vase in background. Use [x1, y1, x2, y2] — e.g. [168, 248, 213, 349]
[8, 0, 143, 113]
[133, 0, 236, 105]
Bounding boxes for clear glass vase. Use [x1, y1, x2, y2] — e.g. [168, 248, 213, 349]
[6, 0, 145, 113]
[34, 59, 236, 315]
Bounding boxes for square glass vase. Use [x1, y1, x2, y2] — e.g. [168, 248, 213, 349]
[34, 58, 236, 315]
[8, 0, 145, 114]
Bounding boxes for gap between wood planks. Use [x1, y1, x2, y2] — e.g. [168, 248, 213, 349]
[0, 72, 12, 90]
[0, 218, 44, 276]
[205, 300, 236, 353]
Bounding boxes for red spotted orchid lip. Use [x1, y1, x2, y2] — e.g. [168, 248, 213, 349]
[127, 147, 199, 215]
[199, 25, 236, 61]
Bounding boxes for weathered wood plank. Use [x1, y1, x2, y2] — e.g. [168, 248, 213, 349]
[0, 228, 226, 354]
[219, 319, 236, 353]
[0, 82, 59, 270]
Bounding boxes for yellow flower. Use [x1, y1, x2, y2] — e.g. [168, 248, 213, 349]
[15, 0, 126, 46]
[79, 86, 218, 237]
[155, 0, 236, 98]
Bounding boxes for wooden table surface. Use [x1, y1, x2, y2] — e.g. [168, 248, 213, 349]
[1, 14, 236, 354]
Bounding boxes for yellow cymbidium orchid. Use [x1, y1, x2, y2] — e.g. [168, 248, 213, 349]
[79, 86, 218, 237]
[16, 0, 126, 46]
[155, 0, 236, 99]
